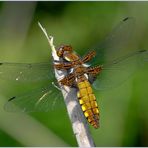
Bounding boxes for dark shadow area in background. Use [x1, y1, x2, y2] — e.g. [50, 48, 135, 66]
[36, 1, 71, 16]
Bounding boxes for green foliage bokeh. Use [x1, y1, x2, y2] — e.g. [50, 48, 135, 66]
[0, 1, 148, 147]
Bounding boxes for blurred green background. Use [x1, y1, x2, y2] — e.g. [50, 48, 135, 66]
[0, 1, 148, 147]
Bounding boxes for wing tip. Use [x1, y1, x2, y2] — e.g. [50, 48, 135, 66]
[122, 17, 134, 22]
[0, 63, 3, 65]
[139, 49, 147, 53]
[123, 17, 129, 21]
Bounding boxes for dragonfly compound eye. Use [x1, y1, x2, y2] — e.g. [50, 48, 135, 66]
[56, 46, 64, 57]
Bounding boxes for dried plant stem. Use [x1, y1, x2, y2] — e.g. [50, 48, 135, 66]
[38, 22, 96, 147]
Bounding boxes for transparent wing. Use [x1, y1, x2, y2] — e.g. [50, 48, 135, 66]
[4, 83, 65, 112]
[85, 17, 147, 90]
[0, 62, 54, 82]
[90, 17, 135, 66]
[93, 49, 148, 90]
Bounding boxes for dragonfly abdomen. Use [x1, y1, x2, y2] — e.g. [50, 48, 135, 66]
[77, 79, 99, 128]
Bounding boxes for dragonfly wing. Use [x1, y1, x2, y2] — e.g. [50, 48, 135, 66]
[4, 83, 65, 112]
[85, 17, 147, 90]
[0, 62, 54, 82]
[93, 49, 148, 90]
[91, 17, 135, 66]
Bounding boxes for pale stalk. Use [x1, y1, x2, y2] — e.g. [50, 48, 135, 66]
[38, 22, 96, 147]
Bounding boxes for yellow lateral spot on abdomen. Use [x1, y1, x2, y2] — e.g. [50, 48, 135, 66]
[81, 102, 92, 111]
[79, 95, 89, 104]
[80, 95, 89, 102]
[79, 99, 84, 105]
[84, 109, 93, 117]
[93, 107, 99, 114]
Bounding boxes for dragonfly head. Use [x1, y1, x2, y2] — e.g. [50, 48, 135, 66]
[56, 45, 73, 58]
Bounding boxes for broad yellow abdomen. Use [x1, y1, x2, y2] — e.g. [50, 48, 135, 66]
[77, 80, 99, 128]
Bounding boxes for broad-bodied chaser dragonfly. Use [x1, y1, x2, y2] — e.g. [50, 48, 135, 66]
[0, 17, 147, 128]
[55, 46, 101, 128]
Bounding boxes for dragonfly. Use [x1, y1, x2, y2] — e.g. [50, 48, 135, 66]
[54, 45, 101, 128]
[0, 17, 147, 128]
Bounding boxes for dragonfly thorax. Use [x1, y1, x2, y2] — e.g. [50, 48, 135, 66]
[73, 65, 86, 78]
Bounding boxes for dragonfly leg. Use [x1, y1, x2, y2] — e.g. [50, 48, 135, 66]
[59, 73, 76, 87]
[52, 81, 61, 90]
[82, 50, 96, 63]
[86, 66, 102, 83]
[54, 62, 73, 70]
[86, 66, 102, 75]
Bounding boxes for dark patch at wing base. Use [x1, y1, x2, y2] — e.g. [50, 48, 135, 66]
[4, 84, 64, 112]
